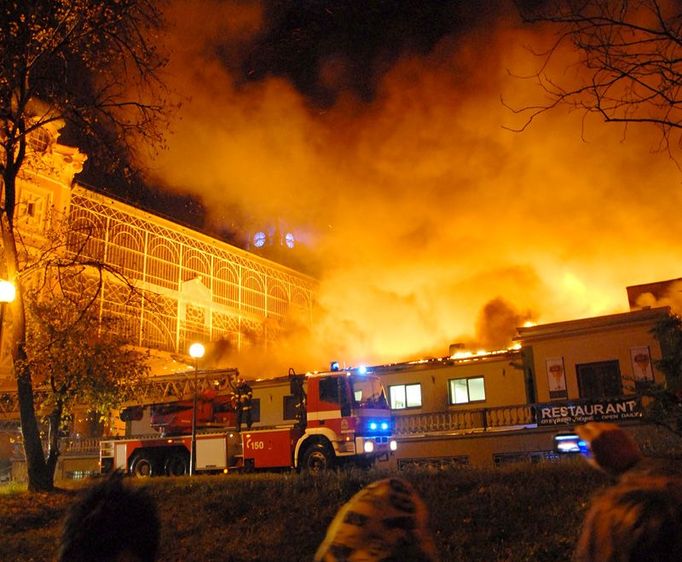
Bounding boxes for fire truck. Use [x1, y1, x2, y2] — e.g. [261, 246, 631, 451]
[100, 368, 397, 476]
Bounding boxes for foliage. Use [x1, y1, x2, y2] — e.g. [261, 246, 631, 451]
[17, 286, 150, 478]
[0, 0, 170, 491]
[23, 294, 150, 423]
[647, 313, 682, 434]
[513, 0, 682, 153]
[0, 462, 611, 562]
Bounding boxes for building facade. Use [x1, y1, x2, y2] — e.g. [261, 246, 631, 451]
[0, 128, 317, 389]
[364, 307, 673, 468]
[65, 187, 317, 360]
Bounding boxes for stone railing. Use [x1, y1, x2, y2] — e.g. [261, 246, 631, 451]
[393, 403, 535, 436]
[392, 395, 646, 437]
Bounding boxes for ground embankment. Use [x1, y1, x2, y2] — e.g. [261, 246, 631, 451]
[0, 460, 612, 561]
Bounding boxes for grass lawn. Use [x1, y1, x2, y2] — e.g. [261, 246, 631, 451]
[0, 460, 610, 561]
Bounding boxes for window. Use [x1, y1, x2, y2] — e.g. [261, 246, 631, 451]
[389, 383, 422, 410]
[577, 360, 621, 399]
[250, 399, 261, 423]
[449, 377, 486, 404]
[29, 128, 51, 153]
[350, 375, 389, 409]
[283, 395, 298, 420]
[319, 377, 339, 404]
[17, 191, 48, 233]
[253, 231, 266, 247]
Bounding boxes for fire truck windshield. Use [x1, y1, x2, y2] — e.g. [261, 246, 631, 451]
[350, 375, 389, 409]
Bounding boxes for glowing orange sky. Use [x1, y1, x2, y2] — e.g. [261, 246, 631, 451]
[144, 2, 682, 376]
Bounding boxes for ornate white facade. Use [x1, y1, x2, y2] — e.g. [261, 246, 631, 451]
[66, 186, 316, 356]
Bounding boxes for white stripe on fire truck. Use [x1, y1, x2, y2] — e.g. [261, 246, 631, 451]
[306, 410, 341, 421]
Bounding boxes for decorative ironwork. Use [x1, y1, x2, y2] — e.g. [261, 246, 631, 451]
[66, 187, 317, 355]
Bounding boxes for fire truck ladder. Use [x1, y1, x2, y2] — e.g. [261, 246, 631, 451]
[0, 368, 240, 420]
[120, 368, 240, 405]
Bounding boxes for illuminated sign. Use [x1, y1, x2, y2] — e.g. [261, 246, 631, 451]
[535, 396, 642, 426]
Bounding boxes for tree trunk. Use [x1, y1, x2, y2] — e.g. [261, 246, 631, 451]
[0, 212, 52, 491]
[46, 401, 63, 478]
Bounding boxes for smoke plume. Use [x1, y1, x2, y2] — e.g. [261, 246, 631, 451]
[140, 1, 682, 377]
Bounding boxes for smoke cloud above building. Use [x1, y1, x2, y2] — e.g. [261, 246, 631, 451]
[140, 1, 682, 375]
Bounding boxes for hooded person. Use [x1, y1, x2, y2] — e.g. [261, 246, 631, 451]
[314, 477, 439, 562]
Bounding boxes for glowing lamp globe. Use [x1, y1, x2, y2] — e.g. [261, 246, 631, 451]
[0, 281, 16, 303]
[189, 342, 205, 359]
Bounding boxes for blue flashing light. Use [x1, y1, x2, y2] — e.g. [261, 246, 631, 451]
[357, 365, 367, 375]
[364, 419, 391, 436]
[330, 361, 340, 372]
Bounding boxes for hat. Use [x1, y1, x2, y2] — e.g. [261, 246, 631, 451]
[314, 477, 439, 561]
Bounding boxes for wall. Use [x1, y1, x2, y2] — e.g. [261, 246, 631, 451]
[517, 308, 668, 403]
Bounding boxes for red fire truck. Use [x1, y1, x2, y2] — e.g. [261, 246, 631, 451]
[100, 368, 397, 476]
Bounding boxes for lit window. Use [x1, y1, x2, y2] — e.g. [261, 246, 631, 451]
[29, 128, 51, 153]
[389, 383, 422, 410]
[284, 232, 295, 248]
[253, 231, 266, 248]
[449, 377, 485, 404]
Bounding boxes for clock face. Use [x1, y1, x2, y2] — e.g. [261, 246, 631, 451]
[285, 232, 295, 248]
[253, 231, 266, 248]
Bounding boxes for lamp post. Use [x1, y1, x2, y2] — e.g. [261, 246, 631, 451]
[188, 342, 205, 476]
[0, 280, 16, 357]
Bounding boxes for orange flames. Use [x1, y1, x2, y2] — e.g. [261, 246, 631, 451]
[140, 2, 682, 376]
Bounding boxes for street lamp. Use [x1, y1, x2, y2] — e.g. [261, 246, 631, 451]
[188, 342, 205, 476]
[0, 280, 16, 358]
[0, 280, 16, 303]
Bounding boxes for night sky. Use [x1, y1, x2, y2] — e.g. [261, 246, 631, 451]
[81, 1, 682, 375]
[236, 1, 500, 107]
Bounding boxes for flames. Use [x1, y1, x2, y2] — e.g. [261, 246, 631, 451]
[134, 2, 682, 376]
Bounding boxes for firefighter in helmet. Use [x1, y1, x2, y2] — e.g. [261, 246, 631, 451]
[233, 376, 253, 432]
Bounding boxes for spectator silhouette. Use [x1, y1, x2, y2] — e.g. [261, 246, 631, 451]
[573, 422, 682, 562]
[315, 477, 439, 562]
[57, 471, 159, 562]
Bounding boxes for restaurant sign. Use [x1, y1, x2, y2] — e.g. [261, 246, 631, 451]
[535, 396, 642, 426]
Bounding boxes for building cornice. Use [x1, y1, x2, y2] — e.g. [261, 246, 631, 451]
[514, 307, 671, 343]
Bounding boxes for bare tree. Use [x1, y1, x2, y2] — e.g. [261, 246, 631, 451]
[0, 1, 169, 491]
[511, 0, 682, 152]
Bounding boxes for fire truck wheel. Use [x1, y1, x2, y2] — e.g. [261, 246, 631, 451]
[301, 442, 334, 473]
[130, 454, 154, 478]
[165, 452, 189, 476]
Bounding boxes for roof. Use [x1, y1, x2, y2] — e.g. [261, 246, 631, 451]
[514, 306, 670, 342]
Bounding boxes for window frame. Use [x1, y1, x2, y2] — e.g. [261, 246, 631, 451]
[448, 376, 486, 405]
[389, 382, 423, 410]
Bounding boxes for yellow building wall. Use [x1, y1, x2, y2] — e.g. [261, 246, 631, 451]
[525, 313, 665, 403]
[375, 353, 527, 416]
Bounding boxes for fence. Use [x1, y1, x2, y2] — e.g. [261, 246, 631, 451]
[393, 404, 535, 436]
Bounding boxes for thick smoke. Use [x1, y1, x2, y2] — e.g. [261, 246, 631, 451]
[143, 1, 682, 376]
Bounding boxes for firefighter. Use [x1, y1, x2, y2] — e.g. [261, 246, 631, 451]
[233, 376, 253, 432]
